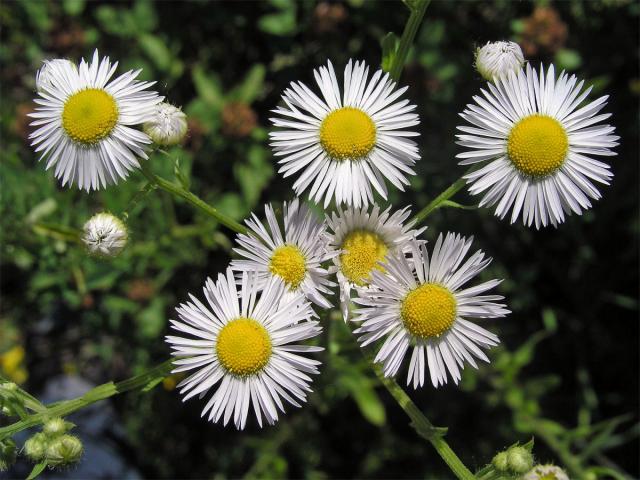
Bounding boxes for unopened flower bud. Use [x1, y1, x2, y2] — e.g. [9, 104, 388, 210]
[43, 417, 74, 436]
[492, 451, 509, 471]
[523, 464, 569, 480]
[475, 41, 525, 81]
[82, 213, 128, 258]
[45, 434, 83, 466]
[0, 438, 16, 471]
[507, 445, 534, 474]
[143, 103, 188, 146]
[36, 59, 75, 93]
[24, 432, 48, 462]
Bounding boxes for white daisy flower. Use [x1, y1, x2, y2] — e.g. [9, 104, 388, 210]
[29, 50, 163, 191]
[166, 269, 322, 430]
[143, 102, 188, 146]
[231, 199, 336, 309]
[457, 63, 618, 228]
[270, 60, 420, 208]
[326, 204, 425, 321]
[82, 212, 128, 257]
[474, 41, 525, 81]
[353, 233, 508, 388]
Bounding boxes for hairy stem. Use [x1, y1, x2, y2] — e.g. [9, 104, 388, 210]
[0, 360, 173, 440]
[373, 368, 476, 480]
[412, 176, 468, 225]
[389, 0, 431, 82]
[139, 161, 247, 235]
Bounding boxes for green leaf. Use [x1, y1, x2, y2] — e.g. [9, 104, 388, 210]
[63, 0, 85, 16]
[138, 298, 166, 339]
[381, 33, 399, 73]
[174, 157, 191, 190]
[26, 198, 57, 224]
[232, 65, 266, 103]
[542, 308, 557, 332]
[341, 373, 386, 426]
[555, 49, 582, 71]
[192, 66, 224, 108]
[26, 461, 47, 480]
[258, 11, 297, 36]
[132, 0, 158, 31]
[138, 33, 172, 71]
[141, 375, 166, 392]
[234, 146, 273, 207]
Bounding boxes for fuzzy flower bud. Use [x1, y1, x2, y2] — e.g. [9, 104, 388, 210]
[82, 213, 128, 258]
[43, 417, 74, 436]
[492, 451, 509, 471]
[524, 464, 569, 480]
[35, 59, 75, 93]
[0, 439, 16, 471]
[24, 432, 48, 462]
[475, 41, 525, 81]
[45, 434, 83, 466]
[143, 103, 188, 146]
[507, 445, 534, 474]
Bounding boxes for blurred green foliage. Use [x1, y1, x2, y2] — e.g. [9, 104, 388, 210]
[0, 0, 638, 478]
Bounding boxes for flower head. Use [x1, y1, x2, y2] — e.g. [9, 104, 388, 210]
[475, 41, 525, 81]
[29, 50, 162, 191]
[144, 102, 188, 146]
[353, 234, 508, 388]
[82, 212, 128, 257]
[457, 64, 618, 228]
[524, 464, 569, 480]
[166, 269, 323, 429]
[231, 199, 336, 308]
[270, 60, 420, 207]
[326, 204, 424, 321]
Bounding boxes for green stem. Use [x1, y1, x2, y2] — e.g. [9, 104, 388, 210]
[389, 0, 431, 82]
[373, 367, 476, 480]
[412, 176, 468, 225]
[0, 360, 173, 440]
[138, 161, 247, 235]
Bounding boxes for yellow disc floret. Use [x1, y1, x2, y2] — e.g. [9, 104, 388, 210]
[269, 244, 307, 290]
[507, 114, 568, 177]
[320, 107, 376, 160]
[340, 229, 388, 285]
[216, 318, 272, 377]
[62, 88, 119, 144]
[401, 283, 457, 339]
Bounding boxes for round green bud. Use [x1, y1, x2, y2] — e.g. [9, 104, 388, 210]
[24, 432, 48, 462]
[45, 434, 83, 466]
[492, 451, 509, 471]
[507, 446, 534, 474]
[0, 438, 17, 471]
[43, 417, 73, 437]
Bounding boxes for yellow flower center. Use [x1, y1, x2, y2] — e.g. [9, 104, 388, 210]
[269, 244, 307, 290]
[340, 229, 388, 285]
[507, 114, 568, 177]
[401, 283, 457, 339]
[539, 474, 558, 480]
[62, 88, 119, 144]
[216, 318, 272, 377]
[319, 107, 376, 160]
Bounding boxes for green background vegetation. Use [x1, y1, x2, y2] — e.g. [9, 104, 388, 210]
[1, 0, 638, 478]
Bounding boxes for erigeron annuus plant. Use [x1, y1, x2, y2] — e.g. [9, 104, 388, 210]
[0, 2, 621, 479]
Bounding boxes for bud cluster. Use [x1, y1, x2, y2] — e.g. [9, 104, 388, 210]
[23, 417, 83, 468]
